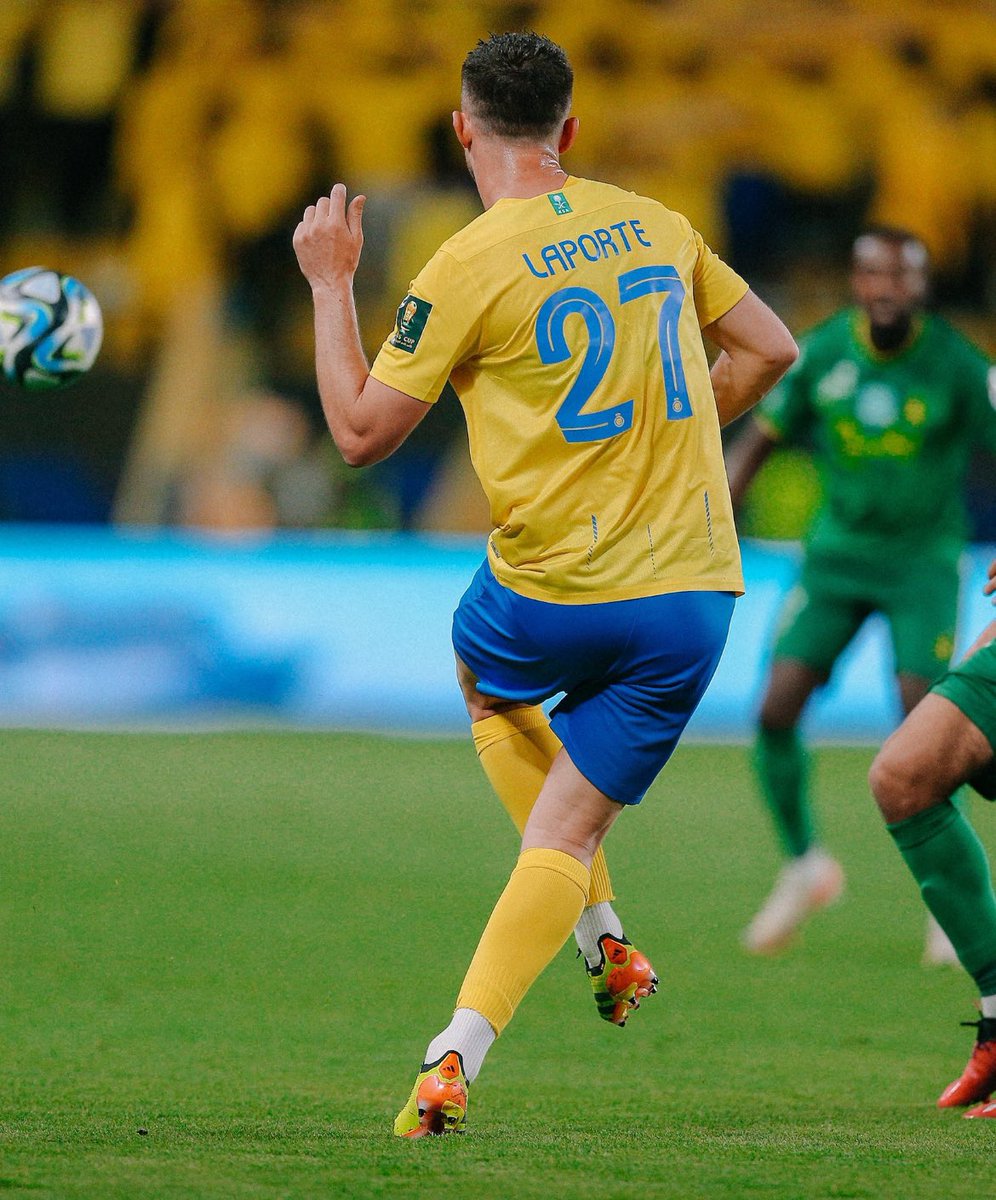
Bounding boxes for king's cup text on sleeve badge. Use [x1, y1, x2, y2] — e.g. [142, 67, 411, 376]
[390, 294, 433, 354]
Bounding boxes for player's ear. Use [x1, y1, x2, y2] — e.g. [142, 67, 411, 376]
[453, 110, 473, 150]
[558, 116, 579, 155]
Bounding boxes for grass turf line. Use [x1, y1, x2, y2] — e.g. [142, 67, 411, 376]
[1, 731, 993, 1198]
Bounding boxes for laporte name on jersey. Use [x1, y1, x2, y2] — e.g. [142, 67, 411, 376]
[522, 218, 653, 279]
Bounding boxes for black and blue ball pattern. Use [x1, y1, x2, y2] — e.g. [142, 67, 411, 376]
[0, 266, 103, 391]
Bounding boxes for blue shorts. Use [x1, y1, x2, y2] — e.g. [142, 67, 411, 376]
[451, 562, 734, 805]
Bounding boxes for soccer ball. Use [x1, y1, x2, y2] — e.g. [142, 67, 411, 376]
[0, 266, 103, 391]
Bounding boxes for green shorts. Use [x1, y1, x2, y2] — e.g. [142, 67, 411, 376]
[931, 639, 996, 800]
[773, 545, 960, 683]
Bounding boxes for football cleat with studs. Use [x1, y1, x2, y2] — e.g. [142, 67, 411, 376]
[937, 1017, 996, 1108]
[586, 934, 659, 1027]
[394, 1051, 469, 1138]
[963, 1100, 996, 1119]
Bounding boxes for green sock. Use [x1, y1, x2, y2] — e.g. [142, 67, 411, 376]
[888, 800, 996, 995]
[753, 726, 813, 858]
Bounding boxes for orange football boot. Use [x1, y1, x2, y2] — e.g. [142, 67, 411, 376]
[937, 1018, 996, 1108]
[963, 1100, 996, 1119]
[394, 1051, 469, 1138]
[587, 934, 659, 1026]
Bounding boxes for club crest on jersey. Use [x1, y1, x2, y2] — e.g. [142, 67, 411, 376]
[547, 191, 572, 215]
[390, 294, 432, 354]
[855, 383, 899, 428]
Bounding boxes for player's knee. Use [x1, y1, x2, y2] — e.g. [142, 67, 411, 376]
[521, 823, 601, 868]
[868, 749, 902, 818]
[758, 682, 805, 731]
[868, 743, 937, 822]
[758, 705, 797, 734]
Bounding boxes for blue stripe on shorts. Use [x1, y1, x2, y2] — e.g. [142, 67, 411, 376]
[451, 561, 734, 805]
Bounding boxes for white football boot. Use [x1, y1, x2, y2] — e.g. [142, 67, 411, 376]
[741, 848, 845, 955]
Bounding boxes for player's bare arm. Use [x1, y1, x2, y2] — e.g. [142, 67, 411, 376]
[293, 183, 430, 466]
[702, 289, 797, 429]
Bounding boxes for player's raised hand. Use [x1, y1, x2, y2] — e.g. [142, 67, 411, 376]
[985, 558, 996, 602]
[293, 183, 366, 292]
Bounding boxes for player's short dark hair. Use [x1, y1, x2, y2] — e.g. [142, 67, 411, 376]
[461, 32, 573, 139]
[853, 225, 930, 269]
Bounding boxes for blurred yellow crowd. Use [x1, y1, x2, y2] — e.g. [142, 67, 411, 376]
[0, 0, 993, 533]
[3, 0, 994, 326]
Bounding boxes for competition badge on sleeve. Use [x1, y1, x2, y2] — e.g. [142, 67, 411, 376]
[390, 294, 432, 354]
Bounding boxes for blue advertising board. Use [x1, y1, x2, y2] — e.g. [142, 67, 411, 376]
[0, 526, 991, 739]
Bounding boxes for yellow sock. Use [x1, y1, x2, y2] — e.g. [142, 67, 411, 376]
[457, 847, 590, 1034]
[472, 709, 614, 904]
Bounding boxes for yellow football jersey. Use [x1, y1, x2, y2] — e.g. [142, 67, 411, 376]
[369, 175, 748, 603]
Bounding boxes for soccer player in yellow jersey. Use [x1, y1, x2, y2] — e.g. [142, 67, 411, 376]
[293, 32, 797, 1136]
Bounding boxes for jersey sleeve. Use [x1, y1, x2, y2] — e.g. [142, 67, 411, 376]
[369, 249, 483, 404]
[754, 336, 812, 442]
[690, 228, 749, 328]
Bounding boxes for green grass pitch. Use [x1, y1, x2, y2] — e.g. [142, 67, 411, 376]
[1, 730, 993, 1198]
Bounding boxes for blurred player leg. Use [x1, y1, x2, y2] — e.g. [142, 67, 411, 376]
[743, 658, 844, 953]
[753, 722, 813, 859]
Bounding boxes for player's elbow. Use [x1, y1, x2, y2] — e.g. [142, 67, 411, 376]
[336, 431, 377, 468]
[766, 329, 799, 375]
[337, 429, 395, 469]
[755, 331, 798, 393]
[781, 335, 799, 370]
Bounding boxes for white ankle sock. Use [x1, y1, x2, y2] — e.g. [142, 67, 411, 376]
[423, 1008, 496, 1083]
[981, 994, 996, 1019]
[574, 901, 625, 968]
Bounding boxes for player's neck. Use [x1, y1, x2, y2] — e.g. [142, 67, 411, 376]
[472, 143, 570, 209]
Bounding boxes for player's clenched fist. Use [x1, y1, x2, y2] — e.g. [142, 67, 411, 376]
[293, 183, 366, 292]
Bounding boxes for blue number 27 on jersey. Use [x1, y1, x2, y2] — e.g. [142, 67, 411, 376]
[534, 264, 692, 444]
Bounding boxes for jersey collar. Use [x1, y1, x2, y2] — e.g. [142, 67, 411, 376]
[850, 309, 926, 362]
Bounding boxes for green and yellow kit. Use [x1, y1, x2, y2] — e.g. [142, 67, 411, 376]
[756, 309, 996, 680]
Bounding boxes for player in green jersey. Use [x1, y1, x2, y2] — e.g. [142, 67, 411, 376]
[726, 226, 996, 955]
[869, 558, 996, 1116]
